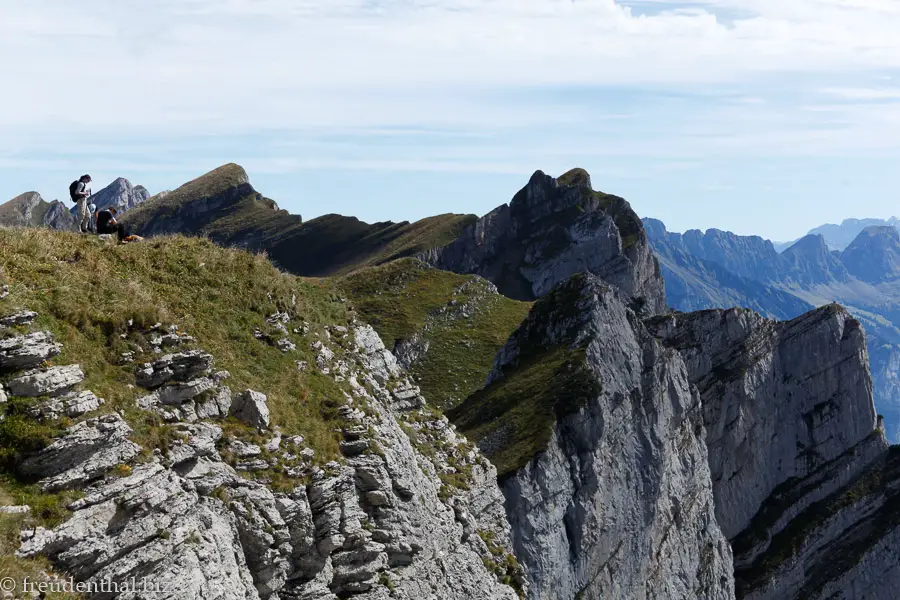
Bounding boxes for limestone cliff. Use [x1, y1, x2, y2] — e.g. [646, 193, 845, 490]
[450, 273, 734, 600]
[7, 315, 521, 600]
[0, 232, 521, 600]
[648, 305, 900, 599]
[77, 177, 150, 214]
[428, 169, 667, 314]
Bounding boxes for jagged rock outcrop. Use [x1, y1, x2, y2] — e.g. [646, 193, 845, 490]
[427, 169, 667, 313]
[8, 309, 521, 600]
[230, 389, 271, 430]
[80, 177, 150, 214]
[0, 330, 62, 369]
[450, 273, 734, 600]
[0, 191, 75, 230]
[6, 364, 84, 397]
[644, 217, 900, 443]
[648, 305, 900, 599]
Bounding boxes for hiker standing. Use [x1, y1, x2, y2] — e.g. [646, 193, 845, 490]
[69, 174, 92, 233]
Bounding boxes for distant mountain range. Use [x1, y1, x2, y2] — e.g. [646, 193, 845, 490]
[774, 216, 900, 252]
[7, 166, 900, 444]
[0, 177, 150, 231]
[645, 217, 900, 441]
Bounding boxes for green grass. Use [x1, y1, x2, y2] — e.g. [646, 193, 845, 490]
[446, 274, 604, 477]
[123, 163, 476, 279]
[0, 484, 83, 599]
[0, 228, 356, 475]
[337, 259, 531, 410]
[123, 163, 253, 225]
[447, 345, 599, 478]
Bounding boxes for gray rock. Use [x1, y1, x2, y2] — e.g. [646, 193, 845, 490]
[393, 333, 430, 371]
[476, 274, 733, 600]
[426, 169, 666, 314]
[0, 505, 30, 514]
[0, 330, 61, 369]
[135, 350, 214, 389]
[166, 423, 223, 467]
[76, 177, 150, 215]
[648, 304, 900, 600]
[17, 463, 261, 600]
[230, 390, 271, 430]
[229, 440, 262, 458]
[0, 310, 38, 327]
[277, 338, 296, 352]
[28, 390, 104, 420]
[18, 413, 141, 491]
[6, 364, 84, 397]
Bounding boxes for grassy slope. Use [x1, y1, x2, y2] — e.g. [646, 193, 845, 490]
[0, 228, 360, 586]
[124, 163, 476, 278]
[447, 345, 596, 478]
[447, 276, 602, 478]
[337, 259, 531, 410]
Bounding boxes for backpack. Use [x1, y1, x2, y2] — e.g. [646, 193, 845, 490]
[69, 180, 81, 203]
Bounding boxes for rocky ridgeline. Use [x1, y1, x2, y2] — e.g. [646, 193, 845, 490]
[475, 274, 735, 599]
[1, 309, 521, 599]
[447, 269, 900, 600]
[424, 168, 667, 314]
[647, 306, 900, 600]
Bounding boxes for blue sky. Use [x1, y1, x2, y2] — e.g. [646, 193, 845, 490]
[3, 0, 900, 242]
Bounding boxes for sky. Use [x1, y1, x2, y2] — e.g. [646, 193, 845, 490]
[3, 0, 900, 242]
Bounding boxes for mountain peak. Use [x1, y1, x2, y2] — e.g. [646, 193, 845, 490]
[556, 167, 592, 189]
[432, 169, 666, 312]
[780, 233, 850, 285]
[0, 191, 74, 230]
[841, 226, 900, 284]
[83, 177, 150, 214]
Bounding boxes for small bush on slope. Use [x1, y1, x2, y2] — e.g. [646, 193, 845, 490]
[337, 258, 531, 410]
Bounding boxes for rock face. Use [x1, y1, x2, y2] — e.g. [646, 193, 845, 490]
[645, 223, 814, 320]
[450, 274, 734, 600]
[840, 226, 900, 284]
[230, 389, 271, 430]
[779, 234, 851, 285]
[8, 310, 521, 600]
[644, 217, 900, 443]
[0, 330, 62, 369]
[6, 364, 84, 397]
[648, 305, 900, 600]
[428, 169, 667, 313]
[80, 177, 150, 214]
[0, 192, 75, 230]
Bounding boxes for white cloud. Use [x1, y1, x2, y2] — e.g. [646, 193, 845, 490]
[3, 0, 900, 136]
